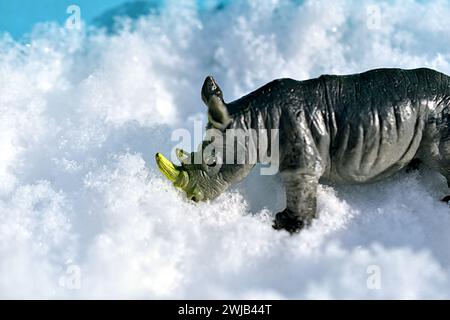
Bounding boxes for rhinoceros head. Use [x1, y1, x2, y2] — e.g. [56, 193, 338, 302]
[156, 76, 252, 202]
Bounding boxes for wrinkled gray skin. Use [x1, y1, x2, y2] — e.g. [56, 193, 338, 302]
[182, 68, 450, 233]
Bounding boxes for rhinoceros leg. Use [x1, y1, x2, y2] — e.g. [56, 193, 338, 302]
[273, 169, 320, 233]
[405, 158, 422, 173]
[416, 162, 450, 202]
[439, 170, 450, 202]
[415, 127, 450, 202]
[438, 169, 450, 202]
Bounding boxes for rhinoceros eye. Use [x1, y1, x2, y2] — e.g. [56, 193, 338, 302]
[207, 159, 217, 168]
[205, 155, 217, 167]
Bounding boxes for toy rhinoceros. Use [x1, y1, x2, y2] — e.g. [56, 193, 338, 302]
[156, 68, 450, 233]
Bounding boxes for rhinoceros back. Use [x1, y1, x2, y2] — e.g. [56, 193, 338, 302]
[319, 68, 450, 183]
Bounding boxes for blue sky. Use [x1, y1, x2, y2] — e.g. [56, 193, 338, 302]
[0, 0, 235, 38]
[0, 0, 431, 39]
[0, 0, 133, 38]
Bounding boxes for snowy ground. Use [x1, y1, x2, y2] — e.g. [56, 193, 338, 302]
[2, 0, 450, 299]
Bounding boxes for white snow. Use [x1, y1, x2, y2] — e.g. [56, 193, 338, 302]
[1, 0, 450, 299]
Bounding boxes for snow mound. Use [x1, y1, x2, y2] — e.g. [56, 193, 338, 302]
[1, 0, 450, 298]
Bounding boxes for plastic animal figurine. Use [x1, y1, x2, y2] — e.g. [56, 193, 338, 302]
[156, 68, 450, 233]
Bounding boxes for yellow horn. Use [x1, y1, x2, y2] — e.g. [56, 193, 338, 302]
[155, 153, 180, 183]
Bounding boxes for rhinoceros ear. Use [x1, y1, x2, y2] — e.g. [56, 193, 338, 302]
[201, 76, 231, 130]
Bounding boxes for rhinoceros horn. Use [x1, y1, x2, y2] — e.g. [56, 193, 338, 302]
[201, 76, 231, 129]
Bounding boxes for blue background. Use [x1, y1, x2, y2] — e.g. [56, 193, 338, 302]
[0, 0, 131, 37]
